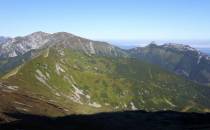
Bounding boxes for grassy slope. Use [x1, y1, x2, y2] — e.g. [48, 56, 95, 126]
[1, 47, 210, 116]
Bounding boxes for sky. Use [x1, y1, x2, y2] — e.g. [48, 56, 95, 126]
[0, 0, 210, 47]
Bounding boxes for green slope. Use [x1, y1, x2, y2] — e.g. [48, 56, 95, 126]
[1, 47, 210, 117]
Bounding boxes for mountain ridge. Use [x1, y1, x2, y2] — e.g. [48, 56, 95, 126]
[1, 45, 210, 115]
[0, 31, 127, 76]
[0, 31, 127, 58]
[0, 31, 210, 86]
[129, 43, 210, 86]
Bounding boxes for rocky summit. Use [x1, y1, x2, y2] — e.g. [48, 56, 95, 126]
[0, 31, 126, 59]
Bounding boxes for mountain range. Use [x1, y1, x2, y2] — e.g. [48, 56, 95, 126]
[1, 32, 210, 86]
[0, 31, 210, 123]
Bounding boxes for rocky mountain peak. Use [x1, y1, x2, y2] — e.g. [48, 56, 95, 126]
[147, 41, 158, 47]
[0, 31, 126, 58]
[162, 43, 210, 61]
[129, 42, 210, 85]
[161, 43, 197, 52]
[0, 32, 51, 58]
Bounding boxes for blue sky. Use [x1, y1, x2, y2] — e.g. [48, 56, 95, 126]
[0, 0, 210, 42]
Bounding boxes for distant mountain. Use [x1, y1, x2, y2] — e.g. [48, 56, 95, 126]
[198, 48, 210, 56]
[129, 43, 210, 86]
[0, 36, 10, 44]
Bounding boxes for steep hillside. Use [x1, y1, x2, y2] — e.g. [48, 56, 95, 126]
[1, 45, 210, 121]
[129, 43, 210, 86]
[0, 49, 42, 77]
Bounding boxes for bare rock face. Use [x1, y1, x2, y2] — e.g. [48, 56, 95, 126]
[0, 32, 50, 58]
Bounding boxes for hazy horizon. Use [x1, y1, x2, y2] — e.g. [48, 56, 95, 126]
[105, 39, 210, 49]
[1, 31, 210, 49]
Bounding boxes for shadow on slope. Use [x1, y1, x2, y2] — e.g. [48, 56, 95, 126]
[1, 110, 210, 130]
